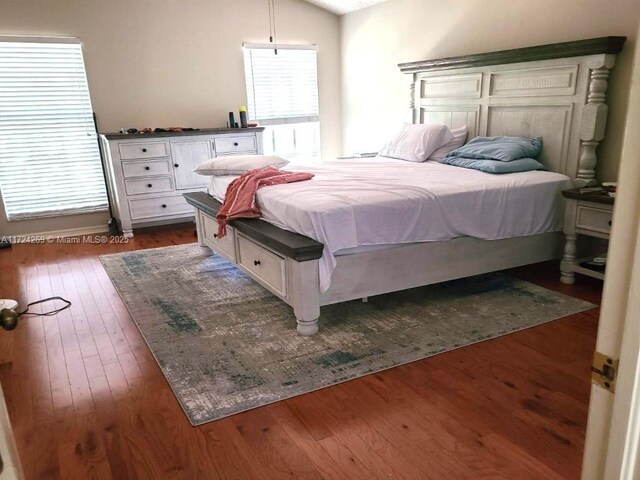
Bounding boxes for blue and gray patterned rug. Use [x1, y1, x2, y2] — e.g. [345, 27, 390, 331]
[100, 244, 594, 425]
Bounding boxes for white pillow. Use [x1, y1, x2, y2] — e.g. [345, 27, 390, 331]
[379, 123, 453, 162]
[194, 155, 289, 176]
[429, 126, 468, 162]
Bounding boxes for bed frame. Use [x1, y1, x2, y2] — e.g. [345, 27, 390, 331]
[186, 36, 625, 335]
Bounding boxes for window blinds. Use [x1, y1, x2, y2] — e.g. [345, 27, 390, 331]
[0, 38, 108, 220]
[243, 44, 319, 125]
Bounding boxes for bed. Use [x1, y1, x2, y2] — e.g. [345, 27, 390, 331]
[185, 36, 625, 335]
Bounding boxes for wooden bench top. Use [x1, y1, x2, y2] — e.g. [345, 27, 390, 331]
[184, 192, 324, 262]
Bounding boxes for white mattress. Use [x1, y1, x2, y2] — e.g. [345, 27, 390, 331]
[208, 175, 235, 202]
[208, 157, 571, 291]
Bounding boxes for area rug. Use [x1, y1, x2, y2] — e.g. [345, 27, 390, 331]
[100, 244, 595, 426]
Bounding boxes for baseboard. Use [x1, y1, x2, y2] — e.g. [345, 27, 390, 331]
[24, 224, 108, 240]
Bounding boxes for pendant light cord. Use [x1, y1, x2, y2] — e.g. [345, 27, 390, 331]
[268, 0, 278, 54]
[272, 0, 278, 55]
[268, 0, 273, 43]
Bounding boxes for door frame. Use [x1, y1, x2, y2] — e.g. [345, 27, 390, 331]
[581, 30, 640, 479]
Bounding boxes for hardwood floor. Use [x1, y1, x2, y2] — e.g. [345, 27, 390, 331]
[0, 224, 602, 479]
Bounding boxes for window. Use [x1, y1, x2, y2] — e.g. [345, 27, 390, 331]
[243, 44, 321, 164]
[0, 37, 107, 220]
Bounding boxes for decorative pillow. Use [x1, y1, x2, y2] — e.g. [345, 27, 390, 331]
[379, 123, 453, 162]
[194, 155, 289, 176]
[429, 126, 468, 162]
[442, 156, 546, 174]
[446, 136, 543, 162]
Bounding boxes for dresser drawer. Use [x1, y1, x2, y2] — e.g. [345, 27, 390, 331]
[576, 205, 612, 235]
[129, 195, 193, 220]
[119, 142, 170, 160]
[125, 177, 174, 196]
[122, 160, 172, 178]
[237, 234, 286, 296]
[201, 212, 236, 260]
[215, 136, 257, 154]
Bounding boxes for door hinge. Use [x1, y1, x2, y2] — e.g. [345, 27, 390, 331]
[591, 351, 619, 393]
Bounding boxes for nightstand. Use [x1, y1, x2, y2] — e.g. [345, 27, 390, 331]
[560, 188, 614, 284]
[336, 152, 378, 159]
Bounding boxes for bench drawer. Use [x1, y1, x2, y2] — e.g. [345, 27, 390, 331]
[201, 213, 236, 260]
[215, 136, 257, 154]
[122, 160, 172, 178]
[125, 177, 174, 196]
[576, 206, 612, 235]
[237, 234, 286, 296]
[129, 195, 193, 220]
[119, 142, 170, 159]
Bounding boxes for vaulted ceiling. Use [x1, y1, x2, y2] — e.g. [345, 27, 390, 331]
[303, 0, 388, 15]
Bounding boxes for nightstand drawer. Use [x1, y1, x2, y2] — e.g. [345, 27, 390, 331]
[122, 160, 172, 178]
[576, 206, 612, 235]
[215, 136, 257, 154]
[125, 177, 174, 196]
[237, 234, 286, 296]
[119, 142, 170, 159]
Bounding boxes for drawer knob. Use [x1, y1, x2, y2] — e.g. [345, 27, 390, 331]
[174, 163, 179, 168]
[253, 260, 261, 266]
[162, 204, 167, 208]
[147, 183, 153, 188]
[233, 142, 239, 147]
[608, 220, 612, 226]
[213, 233, 218, 238]
[145, 166, 150, 171]
[142, 148, 147, 152]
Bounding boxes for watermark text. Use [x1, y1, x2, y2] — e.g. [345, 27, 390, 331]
[1, 235, 130, 245]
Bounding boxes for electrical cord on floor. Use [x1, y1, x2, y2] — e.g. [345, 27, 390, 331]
[18, 296, 72, 317]
[0, 296, 71, 331]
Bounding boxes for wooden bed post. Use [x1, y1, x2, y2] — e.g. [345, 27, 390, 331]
[577, 54, 616, 186]
[194, 210, 206, 247]
[287, 258, 321, 336]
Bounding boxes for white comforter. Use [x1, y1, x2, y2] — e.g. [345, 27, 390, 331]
[210, 157, 571, 291]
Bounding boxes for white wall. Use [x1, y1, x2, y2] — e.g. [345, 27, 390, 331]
[340, 0, 640, 183]
[0, 0, 341, 235]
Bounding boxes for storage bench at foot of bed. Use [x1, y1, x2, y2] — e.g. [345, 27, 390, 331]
[185, 192, 325, 336]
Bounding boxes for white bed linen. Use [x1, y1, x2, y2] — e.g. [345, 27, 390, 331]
[208, 157, 571, 291]
[208, 175, 236, 201]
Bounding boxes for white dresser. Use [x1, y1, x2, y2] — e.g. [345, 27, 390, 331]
[100, 128, 264, 237]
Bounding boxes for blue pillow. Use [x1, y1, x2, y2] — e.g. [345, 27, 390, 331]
[442, 156, 546, 174]
[446, 136, 543, 162]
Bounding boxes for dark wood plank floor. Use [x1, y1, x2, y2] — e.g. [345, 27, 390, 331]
[0, 224, 602, 479]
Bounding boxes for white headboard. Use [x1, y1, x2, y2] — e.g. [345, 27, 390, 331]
[399, 37, 626, 186]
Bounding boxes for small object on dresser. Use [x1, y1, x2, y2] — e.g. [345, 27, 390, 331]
[228, 112, 236, 129]
[239, 106, 248, 128]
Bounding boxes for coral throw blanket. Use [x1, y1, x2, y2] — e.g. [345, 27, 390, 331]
[216, 166, 314, 237]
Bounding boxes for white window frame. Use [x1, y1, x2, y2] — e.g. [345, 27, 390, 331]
[0, 35, 108, 221]
[243, 43, 321, 163]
